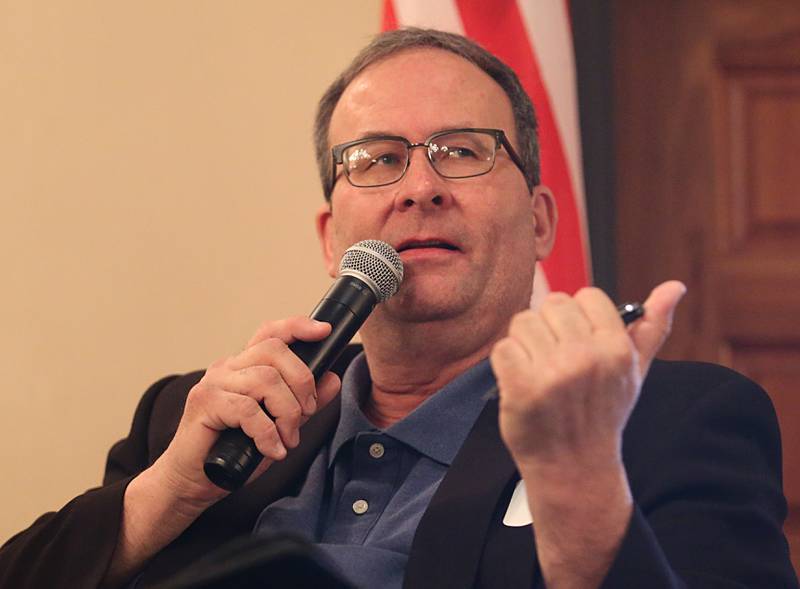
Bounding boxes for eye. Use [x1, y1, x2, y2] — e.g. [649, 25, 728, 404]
[443, 146, 478, 159]
[430, 137, 484, 161]
[371, 152, 403, 167]
[345, 141, 405, 173]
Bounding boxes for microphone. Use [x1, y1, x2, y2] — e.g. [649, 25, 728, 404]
[203, 239, 404, 491]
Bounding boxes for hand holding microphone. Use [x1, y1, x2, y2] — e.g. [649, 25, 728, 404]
[203, 240, 404, 491]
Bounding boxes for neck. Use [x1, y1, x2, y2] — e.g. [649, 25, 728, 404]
[358, 310, 507, 428]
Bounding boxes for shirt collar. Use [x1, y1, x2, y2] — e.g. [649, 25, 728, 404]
[329, 352, 494, 467]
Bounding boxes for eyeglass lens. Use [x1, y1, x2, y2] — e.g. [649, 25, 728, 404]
[342, 131, 497, 187]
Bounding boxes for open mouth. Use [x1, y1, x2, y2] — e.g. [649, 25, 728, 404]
[397, 239, 459, 253]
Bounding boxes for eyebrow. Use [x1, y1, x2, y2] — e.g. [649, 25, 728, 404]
[350, 130, 401, 141]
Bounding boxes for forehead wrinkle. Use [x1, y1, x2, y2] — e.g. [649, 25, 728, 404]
[329, 49, 515, 148]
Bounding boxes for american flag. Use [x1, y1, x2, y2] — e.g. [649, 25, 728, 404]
[382, 0, 591, 304]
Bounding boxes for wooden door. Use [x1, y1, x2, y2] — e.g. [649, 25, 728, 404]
[613, 0, 800, 572]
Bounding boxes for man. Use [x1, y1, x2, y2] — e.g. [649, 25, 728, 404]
[0, 28, 796, 589]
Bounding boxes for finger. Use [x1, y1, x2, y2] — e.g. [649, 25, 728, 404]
[246, 316, 332, 349]
[229, 338, 318, 414]
[225, 365, 305, 449]
[238, 397, 291, 459]
[490, 337, 538, 401]
[629, 280, 687, 373]
[267, 395, 304, 450]
[295, 372, 342, 429]
[200, 390, 287, 461]
[538, 292, 593, 341]
[573, 287, 624, 332]
[315, 371, 342, 410]
[507, 309, 556, 361]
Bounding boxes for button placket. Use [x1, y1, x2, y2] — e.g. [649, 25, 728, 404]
[326, 433, 399, 541]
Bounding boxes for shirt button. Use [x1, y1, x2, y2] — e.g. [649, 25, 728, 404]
[352, 499, 369, 515]
[369, 442, 385, 459]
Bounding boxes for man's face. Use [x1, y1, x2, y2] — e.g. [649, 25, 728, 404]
[317, 48, 555, 328]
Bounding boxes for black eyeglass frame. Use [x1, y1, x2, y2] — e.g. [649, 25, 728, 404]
[329, 127, 528, 193]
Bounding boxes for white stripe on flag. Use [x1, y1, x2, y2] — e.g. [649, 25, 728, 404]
[392, 0, 464, 34]
[516, 0, 590, 259]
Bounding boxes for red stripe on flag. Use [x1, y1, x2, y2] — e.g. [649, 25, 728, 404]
[455, 0, 589, 294]
[382, 0, 398, 31]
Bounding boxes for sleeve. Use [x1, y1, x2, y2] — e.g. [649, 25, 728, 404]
[0, 375, 179, 589]
[600, 367, 799, 588]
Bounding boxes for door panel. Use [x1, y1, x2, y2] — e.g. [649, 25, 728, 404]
[614, 0, 800, 572]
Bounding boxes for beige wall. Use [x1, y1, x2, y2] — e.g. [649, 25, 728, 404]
[0, 1, 380, 543]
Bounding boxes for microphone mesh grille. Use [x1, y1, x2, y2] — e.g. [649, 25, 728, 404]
[339, 240, 404, 302]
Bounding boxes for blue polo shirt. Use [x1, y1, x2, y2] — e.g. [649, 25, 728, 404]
[252, 352, 493, 588]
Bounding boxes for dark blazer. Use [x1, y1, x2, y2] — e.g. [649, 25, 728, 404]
[1, 348, 797, 588]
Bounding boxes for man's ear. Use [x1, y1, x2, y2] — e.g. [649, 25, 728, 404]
[531, 185, 558, 261]
[315, 202, 338, 278]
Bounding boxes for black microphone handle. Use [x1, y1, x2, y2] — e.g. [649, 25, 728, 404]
[203, 276, 377, 491]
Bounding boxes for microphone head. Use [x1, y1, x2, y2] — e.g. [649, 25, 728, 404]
[339, 240, 404, 302]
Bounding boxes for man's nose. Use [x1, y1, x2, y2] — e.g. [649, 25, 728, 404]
[393, 148, 453, 212]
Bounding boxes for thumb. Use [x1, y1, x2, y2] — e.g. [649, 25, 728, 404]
[629, 280, 687, 374]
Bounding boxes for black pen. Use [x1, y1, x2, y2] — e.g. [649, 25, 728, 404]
[485, 301, 645, 399]
[617, 301, 644, 326]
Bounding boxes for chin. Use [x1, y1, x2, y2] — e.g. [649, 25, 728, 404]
[381, 285, 474, 324]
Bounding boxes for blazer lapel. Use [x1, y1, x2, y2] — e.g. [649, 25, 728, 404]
[404, 399, 519, 589]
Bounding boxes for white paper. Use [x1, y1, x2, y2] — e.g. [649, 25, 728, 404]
[503, 479, 533, 527]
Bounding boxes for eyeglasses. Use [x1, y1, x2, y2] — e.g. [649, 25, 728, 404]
[330, 128, 527, 191]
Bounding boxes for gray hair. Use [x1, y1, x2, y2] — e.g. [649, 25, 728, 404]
[313, 27, 540, 201]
